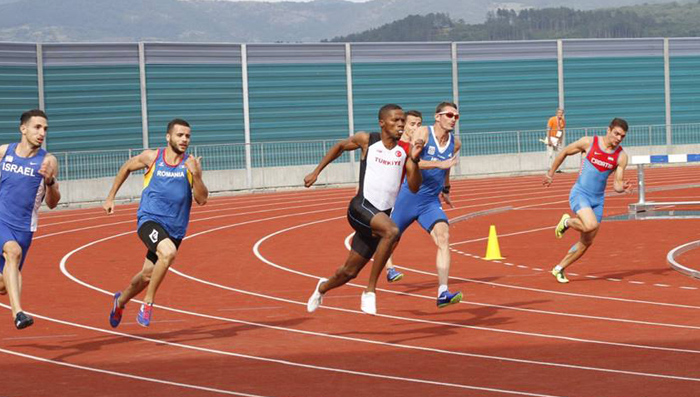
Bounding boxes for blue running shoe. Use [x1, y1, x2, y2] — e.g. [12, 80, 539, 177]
[109, 292, 123, 328]
[386, 267, 404, 283]
[437, 290, 463, 308]
[136, 303, 153, 327]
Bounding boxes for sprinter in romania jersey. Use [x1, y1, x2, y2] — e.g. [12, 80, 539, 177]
[103, 119, 209, 327]
[0, 109, 61, 330]
[543, 118, 631, 284]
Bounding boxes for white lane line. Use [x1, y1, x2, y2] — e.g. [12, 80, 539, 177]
[3, 334, 77, 341]
[55, 220, 700, 386]
[0, 347, 271, 397]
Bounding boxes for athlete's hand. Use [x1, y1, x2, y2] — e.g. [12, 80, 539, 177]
[543, 171, 554, 187]
[438, 156, 458, 170]
[185, 156, 203, 178]
[441, 192, 454, 208]
[38, 158, 56, 184]
[615, 179, 632, 194]
[410, 139, 425, 162]
[103, 198, 115, 214]
[304, 172, 318, 188]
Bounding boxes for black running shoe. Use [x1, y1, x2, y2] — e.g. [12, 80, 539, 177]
[15, 311, 34, 330]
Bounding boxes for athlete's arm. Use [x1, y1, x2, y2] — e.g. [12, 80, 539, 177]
[103, 149, 158, 214]
[40, 154, 61, 209]
[405, 138, 425, 193]
[0, 144, 7, 159]
[543, 136, 592, 186]
[304, 132, 369, 188]
[186, 156, 209, 205]
[440, 135, 460, 208]
[613, 151, 631, 193]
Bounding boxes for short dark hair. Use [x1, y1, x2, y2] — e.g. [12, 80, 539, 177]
[20, 109, 48, 125]
[435, 102, 457, 114]
[609, 118, 628, 132]
[167, 118, 191, 134]
[406, 110, 423, 120]
[378, 104, 403, 120]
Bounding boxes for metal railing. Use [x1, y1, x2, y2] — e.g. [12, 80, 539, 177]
[53, 123, 700, 181]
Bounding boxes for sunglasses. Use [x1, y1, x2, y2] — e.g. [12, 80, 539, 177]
[438, 111, 460, 120]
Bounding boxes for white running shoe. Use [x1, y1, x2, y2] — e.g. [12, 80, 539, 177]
[307, 278, 327, 313]
[360, 291, 376, 315]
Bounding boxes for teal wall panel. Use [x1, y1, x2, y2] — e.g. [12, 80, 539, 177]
[43, 65, 143, 152]
[352, 61, 453, 132]
[0, 66, 39, 145]
[146, 64, 244, 147]
[458, 59, 558, 134]
[247, 63, 348, 143]
[670, 56, 700, 126]
[563, 57, 665, 132]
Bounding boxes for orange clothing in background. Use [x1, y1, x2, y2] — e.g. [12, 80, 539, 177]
[548, 116, 565, 138]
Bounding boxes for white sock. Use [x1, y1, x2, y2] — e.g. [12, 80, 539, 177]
[553, 265, 563, 272]
[563, 218, 569, 227]
[438, 284, 448, 296]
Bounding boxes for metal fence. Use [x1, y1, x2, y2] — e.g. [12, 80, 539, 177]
[54, 123, 700, 181]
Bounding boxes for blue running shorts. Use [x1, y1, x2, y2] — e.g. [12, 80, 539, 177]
[0, 220, 33, 272]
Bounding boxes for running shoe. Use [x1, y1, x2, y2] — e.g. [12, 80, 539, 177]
[386, 267, 404, 283]
[551, 267, 569, 284]
[306, 278, 327, 313]
[437, 290, 463, 308]
[360, 291, 376, 315]
[109, 292, 124, 328]
[555, 213, 570, 239]
[136, 302, 154, 327]
[14, 311, 34, 330]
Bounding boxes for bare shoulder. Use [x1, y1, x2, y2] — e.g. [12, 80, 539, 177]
[0, 144, 8, 158]
[139, 149, 159, 163]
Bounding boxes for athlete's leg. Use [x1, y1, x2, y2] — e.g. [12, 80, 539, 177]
[142, 238, 178, 304]
[430, 221, 451, 286]
[116, 257, 156, 308]
[365, 212, 400, 293]
[318, 250, 370, 294]
[2, 241, 24, 317]
[556, 207, 599, 271]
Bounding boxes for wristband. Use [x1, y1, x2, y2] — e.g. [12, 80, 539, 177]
[45, 177, 56, 187]
[411, 156, 421, 164]
[442, 185, 451, 194]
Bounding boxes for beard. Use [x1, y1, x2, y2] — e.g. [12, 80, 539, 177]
[169, 140, 185, 155]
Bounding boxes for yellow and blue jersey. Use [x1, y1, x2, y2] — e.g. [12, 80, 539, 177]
[137, 149, 193, 239]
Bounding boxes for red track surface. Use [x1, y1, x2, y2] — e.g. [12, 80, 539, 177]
[2, 166, 700, 397]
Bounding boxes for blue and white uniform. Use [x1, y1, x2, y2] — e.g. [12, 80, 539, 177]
[569, 136, 624, 223]
[137, 149, 193, 240]
[0, 143, 48, 271]
[391, 126, 455, 234]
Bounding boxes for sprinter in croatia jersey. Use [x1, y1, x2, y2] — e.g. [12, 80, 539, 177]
[104, 118, 209, 327]
[304, 104, 424, 315]
[543, 118, 631, 284]
[0, 109, 61, 330]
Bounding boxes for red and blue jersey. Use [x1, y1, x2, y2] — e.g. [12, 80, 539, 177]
[0, 143, 47, 232]
[574, 136, 623, 196]
[137, 149, 193, 239]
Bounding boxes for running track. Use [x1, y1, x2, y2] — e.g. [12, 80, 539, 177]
[2, 166, 700, 397]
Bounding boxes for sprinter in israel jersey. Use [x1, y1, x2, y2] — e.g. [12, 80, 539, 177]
[304, 104, 423, 315]
[0, 109, 61, 330]
[103, 119, 209, 328]
[543, 118, 631, 284]
[385, 102, 463, 308]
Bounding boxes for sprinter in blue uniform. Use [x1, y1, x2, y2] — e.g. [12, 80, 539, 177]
[104, 119, 208, 327]
[387, 102, 462, 308]
[544, 118, 630, 284]
[0, 109, 61, 329]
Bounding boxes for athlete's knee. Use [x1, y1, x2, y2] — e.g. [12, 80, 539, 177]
[0, 278, 5, 295]
[156, 244, 177, 264]
[580, 221, 599, 234]
[434, 230, 450, 248]
[382, 225, 400, 242]
[3, 244, 22, 264]
[336, 265, 360, 281]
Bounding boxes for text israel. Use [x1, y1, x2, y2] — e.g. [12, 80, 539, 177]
[2, 162, 35, 176]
